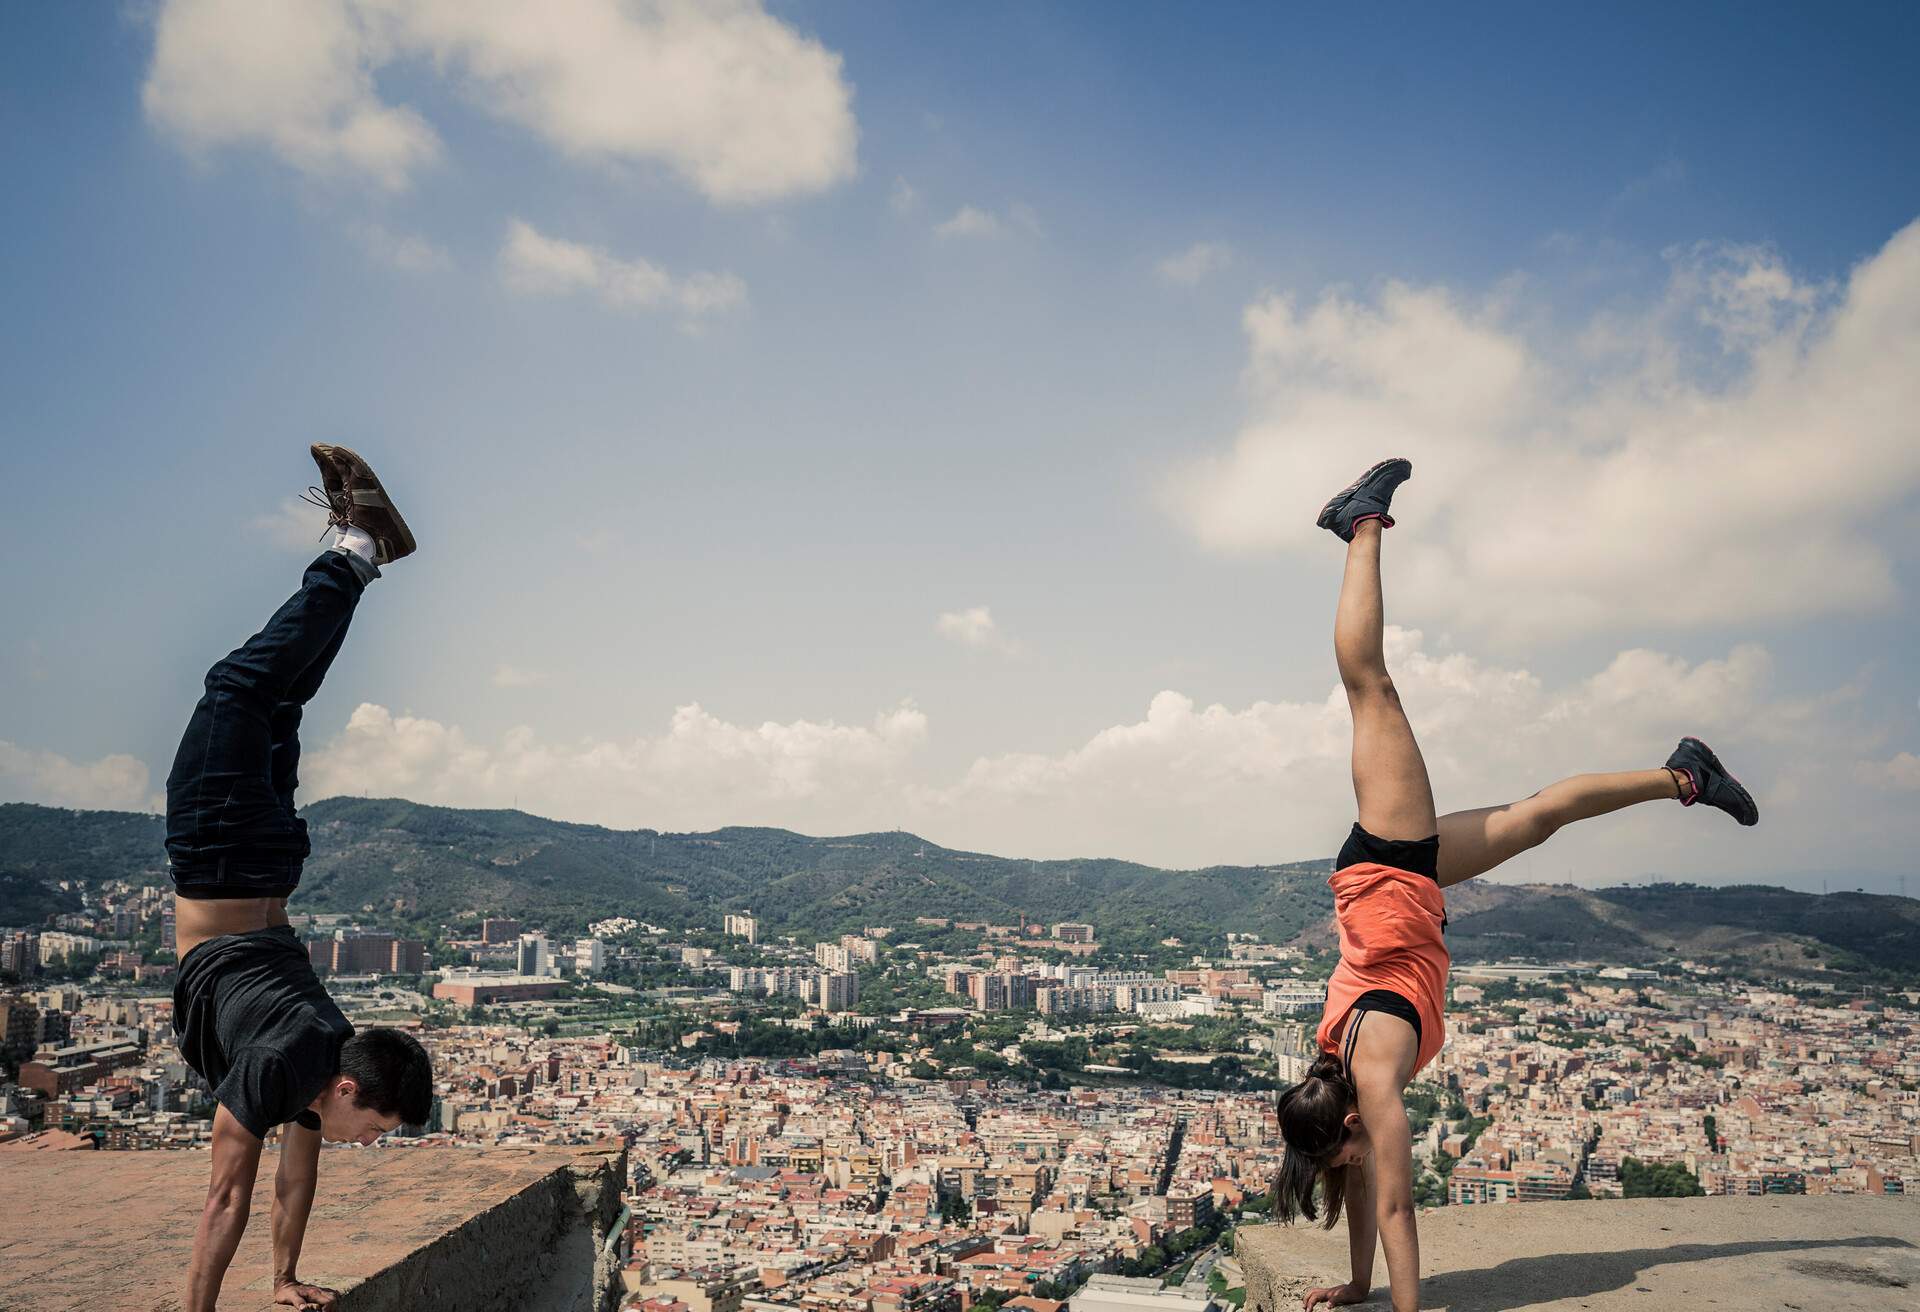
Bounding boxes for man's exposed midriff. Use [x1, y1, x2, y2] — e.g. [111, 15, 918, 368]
[174, 894, 290, 966]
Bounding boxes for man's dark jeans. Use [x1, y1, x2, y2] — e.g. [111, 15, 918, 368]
[165, 550, 366, 898]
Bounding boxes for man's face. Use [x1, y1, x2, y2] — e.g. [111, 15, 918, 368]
[315, 1078, 403, 1146]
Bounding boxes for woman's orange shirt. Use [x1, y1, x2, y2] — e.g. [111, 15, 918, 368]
[1314, 862, 1451, 1074]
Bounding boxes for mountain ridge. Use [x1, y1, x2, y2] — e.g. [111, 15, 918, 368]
[1, 798, 1916, 981]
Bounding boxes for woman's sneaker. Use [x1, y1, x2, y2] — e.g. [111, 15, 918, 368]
[310, 444, 417, 565]
[1666, 737, 1759, 827]
[1317, 458, 1412, 541]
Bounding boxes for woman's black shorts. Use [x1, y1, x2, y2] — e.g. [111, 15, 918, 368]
[1336, 821, 1439, 882]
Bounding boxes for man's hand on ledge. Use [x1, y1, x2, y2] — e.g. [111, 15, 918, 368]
[274, 1279, 340, 1309]
[1302, 1282, 1368, 1310]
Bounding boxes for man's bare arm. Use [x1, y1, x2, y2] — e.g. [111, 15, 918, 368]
[272, 1121, 324, 1295]
[185, 1105, 264, 1312]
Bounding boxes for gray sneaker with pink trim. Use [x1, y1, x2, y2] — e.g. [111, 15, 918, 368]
[1666, 737, 1759, 826]
[1317, 458, 1412, 541]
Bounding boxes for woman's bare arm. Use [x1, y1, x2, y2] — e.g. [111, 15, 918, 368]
[1345, 1159, 1377, 1295]
[1355, 1078, 1419, 1312]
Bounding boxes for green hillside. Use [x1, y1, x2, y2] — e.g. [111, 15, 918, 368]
[2, 799, 1917, 983]
[0, 797, 1333, 946]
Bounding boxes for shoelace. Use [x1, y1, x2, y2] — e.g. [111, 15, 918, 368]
[298, 484, 354, 538]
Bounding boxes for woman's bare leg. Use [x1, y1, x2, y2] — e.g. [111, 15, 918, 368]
[1338, 520, 1437, 842]
[1435, 769, 1684, 888]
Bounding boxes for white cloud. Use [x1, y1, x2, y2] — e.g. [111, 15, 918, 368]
[935, 206, 1003, 240]
[499, 219, 746, 320]
[10, 626, 1904, 875]
[1164, 218, 1920, 641]
[1868, 752, 1920, 790]
[1157, 241, 1233, 286]
[302, 700, 929, 833]
[249, 496, 334, 553]
[889, 177, 920, 217]
[143, 0, 442, 190]
[573, 526, 625, 555]
[353, 222, 452, 273]
[144, 0, 858, 205]
[935, 606, 1017, 654]
[492, 664, 547, 689]
[929, 629, 1889, 873]
[933, 203, 1040, 241]
[0, 741, 159, 813]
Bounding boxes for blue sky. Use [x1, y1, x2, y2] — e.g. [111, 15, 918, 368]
[3, 2, 1918, 892]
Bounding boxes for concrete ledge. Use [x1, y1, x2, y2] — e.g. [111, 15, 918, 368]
[1236, 1195, 1918, 1311]
[0, 1143, 627, 1312]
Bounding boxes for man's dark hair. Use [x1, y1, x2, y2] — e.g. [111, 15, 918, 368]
[339, 1027, 433, 1126]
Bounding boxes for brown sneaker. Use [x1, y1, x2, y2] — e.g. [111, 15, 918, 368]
[309, 443, 417, 565]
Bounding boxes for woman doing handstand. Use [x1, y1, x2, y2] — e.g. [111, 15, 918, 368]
[1277, 458, 1758, 1312]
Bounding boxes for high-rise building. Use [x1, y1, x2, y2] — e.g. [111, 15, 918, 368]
[1114, 982, 1181, 1012]
[966, 971, 1038, 1011]
[482, 918, 522, 946]
[31, 1007, 71, 1050]
[1167, 1186, 1215, 1229]
[723, 913, 758, 944]
[1006, 973, 1035, 1010]
[728, 966, 765, 993]
[1035, 984, 1114, 1016]
[814, 942, 852, 972]
[838, 934, 879, 964]
[38, 932, 99, 965]
[517, 933, 552, 979]
[0, 997, 40, 1064]
[1050, 922, 1095, 943]
[308, 932, 423, 976]
[0, 931, 38, 977]
[761, 967, 807, 997]
[336, 932, 395, 975]
[821, 972, 860, 1012]
[573, 938, 605, 976]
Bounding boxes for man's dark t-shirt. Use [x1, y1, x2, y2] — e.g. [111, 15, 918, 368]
[173, 925, 352, 1139]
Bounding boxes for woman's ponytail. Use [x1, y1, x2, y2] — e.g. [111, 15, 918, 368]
[1274, 1052, 1356, 1229]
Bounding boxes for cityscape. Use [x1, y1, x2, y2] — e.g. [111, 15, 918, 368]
[4, 876, 1915, 1312]
[5, 3, 1920, 1308]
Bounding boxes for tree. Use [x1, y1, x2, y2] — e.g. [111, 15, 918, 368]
[1703, 1114, 1719, 1154]
[939, 1192, 972, 1225]
[1620, 1157, 1703, 1198]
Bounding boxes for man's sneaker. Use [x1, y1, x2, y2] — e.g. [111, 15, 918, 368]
[309, 443, 417, 565]
[1317, 458, 1412, 541]
[1666, 737, 1759, 827]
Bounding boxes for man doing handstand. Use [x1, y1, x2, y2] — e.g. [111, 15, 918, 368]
[166, 445, 432, 1311]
